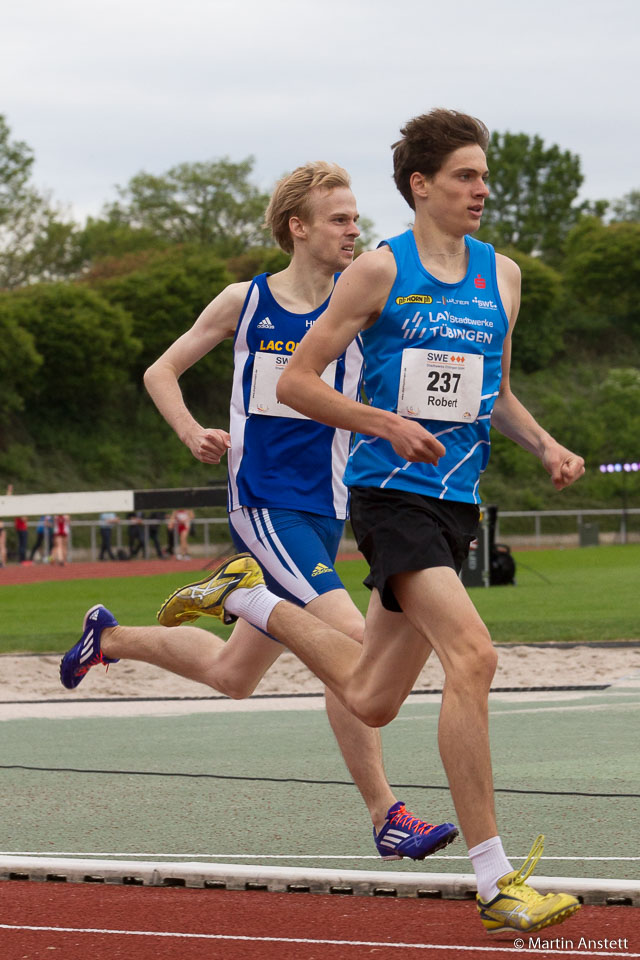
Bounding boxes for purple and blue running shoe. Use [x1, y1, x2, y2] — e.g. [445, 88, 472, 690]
[374, 801, 459, 860]
[59, 604, 119, 690]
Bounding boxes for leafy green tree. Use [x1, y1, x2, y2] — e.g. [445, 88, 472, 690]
[593, 368, 640, 511]
[0, 300, 42, 422]
[74, 216, 169, 266]
[2, 283, 139, 423]
[0, 115, 33, 221]
[500, 247, 565, 373]
[562, 217, 640, 346]
[478, 132, 595, 263]
[4, 196, 81, 287]
[594, 368, 640, 461]
[0, 115, 79, 288]
[95, 246, 233, 416]
[481, 362, 610, 511]
[104, 157, 271, 255]
[608, 189, 640, 223]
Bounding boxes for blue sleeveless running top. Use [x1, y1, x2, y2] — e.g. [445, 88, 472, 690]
[343, 230, 510, 504]
[228, 273, 363, 519]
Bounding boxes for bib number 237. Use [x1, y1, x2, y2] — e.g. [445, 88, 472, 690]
[397, 349, 483, 423]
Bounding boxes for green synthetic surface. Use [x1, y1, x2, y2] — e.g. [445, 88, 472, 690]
[1, 544, 640, 654]
[1, 686, 638, 880]
[2, 545, 638, 883]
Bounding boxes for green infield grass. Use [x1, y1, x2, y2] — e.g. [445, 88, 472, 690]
[0, 544, 638, 655]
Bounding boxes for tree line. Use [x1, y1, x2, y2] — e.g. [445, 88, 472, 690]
[0, 114, 638, 511]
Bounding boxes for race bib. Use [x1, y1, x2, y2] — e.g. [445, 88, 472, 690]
[397, 349, 484, 422]
[249, 352, 337, 420]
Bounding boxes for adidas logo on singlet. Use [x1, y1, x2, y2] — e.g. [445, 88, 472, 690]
[257, 317, 274, 329]
[311, 562, 332, 577]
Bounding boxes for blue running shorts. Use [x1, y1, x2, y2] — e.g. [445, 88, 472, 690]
[228, 506, 345, 607]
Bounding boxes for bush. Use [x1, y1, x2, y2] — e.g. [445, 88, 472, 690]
[2, 282, 139, 425]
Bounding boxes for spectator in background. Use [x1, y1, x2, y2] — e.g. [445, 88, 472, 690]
[166, 511, 176, 556]
[148, 511, 166, 559]
[126, 511, 144, 559]
[99, 511, 118, 561]
[30, 515, 52, 562]
[52, 514, 70, 565]
[1, 483, 12, 567]
[173, 507, 194, 560]
[14, 515, 29, 564]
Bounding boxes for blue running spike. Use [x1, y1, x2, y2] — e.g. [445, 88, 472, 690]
[60, 604, 119, 690]
[374, 801, 459, 860]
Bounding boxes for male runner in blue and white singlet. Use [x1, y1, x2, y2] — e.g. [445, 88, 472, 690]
[60, 161, 458, 861]
[159, 113, 586, 937]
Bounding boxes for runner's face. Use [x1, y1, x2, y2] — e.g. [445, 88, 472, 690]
[303, 187, 360, 271]
[422, 145, 490, 236]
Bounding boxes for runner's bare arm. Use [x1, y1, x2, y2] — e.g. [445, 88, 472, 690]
[277, 250, 446, 465]
[491, 255, 585, 490]
[144, 282, 250, 464]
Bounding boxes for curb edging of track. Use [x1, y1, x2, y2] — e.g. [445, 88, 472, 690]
[1, 857, 638, 907]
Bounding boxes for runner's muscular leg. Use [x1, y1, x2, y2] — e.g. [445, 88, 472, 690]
[346, 588, 434, 727]
[263, 593, 431, 727]
[101, 618, 282, 699]
[306, 589, 401, 830]
[390, 566, 498, 848]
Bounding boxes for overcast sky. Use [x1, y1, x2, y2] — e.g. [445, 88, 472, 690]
[3, 0, 638, 243]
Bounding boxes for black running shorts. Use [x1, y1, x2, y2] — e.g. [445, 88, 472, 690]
[349, 486, 480, 612]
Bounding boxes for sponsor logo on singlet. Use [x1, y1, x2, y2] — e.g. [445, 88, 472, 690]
[395, 294, 433, 305]
[258, 339, 299, 353]
[440, 296, 470, 306]
[472, 297, 497, 310]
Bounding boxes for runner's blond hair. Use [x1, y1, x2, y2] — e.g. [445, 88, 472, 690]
[265, 162, 351, 253]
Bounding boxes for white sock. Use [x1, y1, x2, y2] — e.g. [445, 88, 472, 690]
[224, 584, 282, 633]
[468, 836, 513, 902]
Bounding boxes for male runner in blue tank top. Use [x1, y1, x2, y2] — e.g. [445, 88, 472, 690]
[60, 162, 457, 862]
[153, 112, 586, 937]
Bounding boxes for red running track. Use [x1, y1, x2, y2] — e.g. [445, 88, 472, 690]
[0, 556, 214, 586]
[1, 882, 638, 960]
[0, 552, 367, 587]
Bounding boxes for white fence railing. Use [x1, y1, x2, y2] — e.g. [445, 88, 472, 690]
[495, 508, 640, 549]
[3, 516, 229, 565]
[4, 508, 640, 565]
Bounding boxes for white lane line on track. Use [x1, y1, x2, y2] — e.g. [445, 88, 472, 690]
[489, 702, 640, 716]
[0, 924, 638, 957]
[2, 851, 638, 862]
[396, 702, 640, 722]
